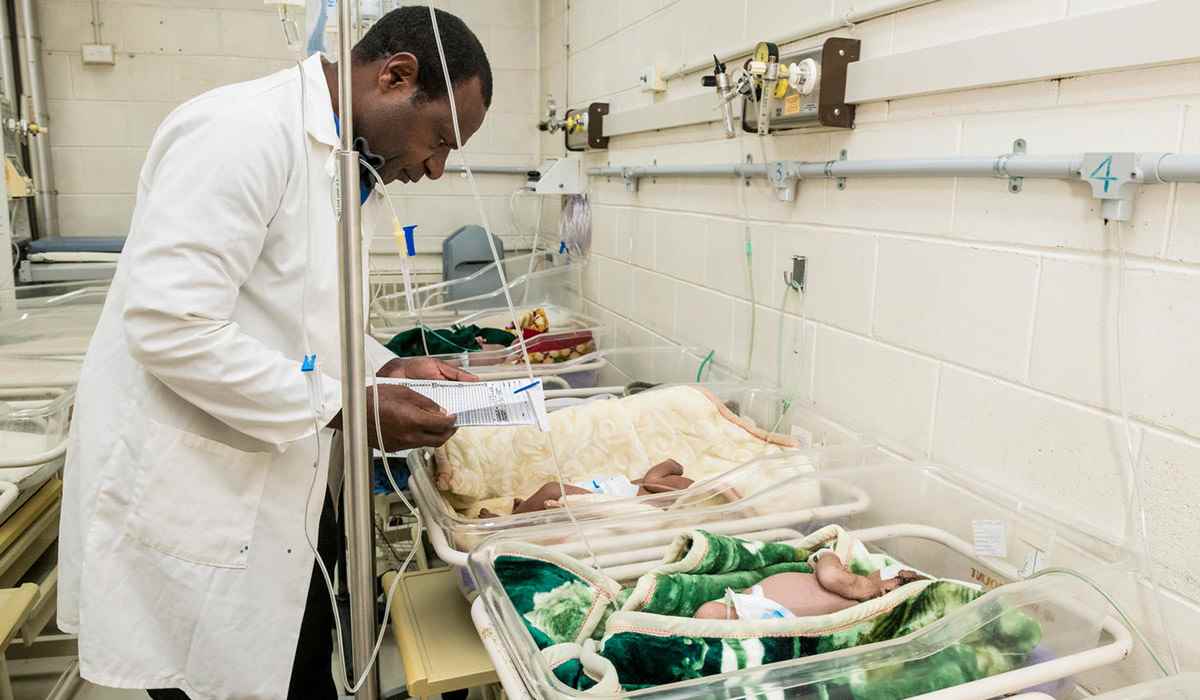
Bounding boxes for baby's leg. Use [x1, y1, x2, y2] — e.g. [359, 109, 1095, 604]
[813, 552, 887, 601]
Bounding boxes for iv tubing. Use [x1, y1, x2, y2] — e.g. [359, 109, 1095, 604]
[295, 54, 415, 695]
[427, 5, 601, 568]
[359, 159, 432, 358]
[1111, 220, 1181, 673]
[1026, 566, 1168, 676]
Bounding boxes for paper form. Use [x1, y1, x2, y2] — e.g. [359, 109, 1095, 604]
[379, 377, 550, 431]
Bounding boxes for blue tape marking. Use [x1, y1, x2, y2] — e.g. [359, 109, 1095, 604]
[301, 354, 317, 372]
[558, 241, 567, 254]
[513, 380, 540, 394]
[403, 225, 417, 257]
[1089, 155, 1117, 193]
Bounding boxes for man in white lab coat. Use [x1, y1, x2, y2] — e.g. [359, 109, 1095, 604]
[57, 7, 492, 700]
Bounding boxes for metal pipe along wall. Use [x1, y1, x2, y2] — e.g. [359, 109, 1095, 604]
[0, 2, 16, 109]
[18, 0, 57, 236]
[590, 152, 1200, 184]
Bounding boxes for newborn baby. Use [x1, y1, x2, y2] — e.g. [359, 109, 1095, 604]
[479, 459, 693, 517]
[694, 550, 927, 619]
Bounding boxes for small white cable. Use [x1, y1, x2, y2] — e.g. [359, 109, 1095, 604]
[427, 6, 601, 568]
[734, 136, 757, 378]
[1111, 220, 1181, 673]
[359, 159, 431, 357]
[1025, 566, 1168, 676]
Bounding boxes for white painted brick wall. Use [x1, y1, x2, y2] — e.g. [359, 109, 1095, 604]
[31, 0, 540, 256]
[543, 0, 1200, 663]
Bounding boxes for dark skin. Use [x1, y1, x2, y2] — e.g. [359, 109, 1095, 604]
[321, 53, 488, 448]
[321, 52, 487, 184]
[327, 357, 478, 451]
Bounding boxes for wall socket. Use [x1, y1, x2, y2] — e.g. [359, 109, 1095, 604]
[81, 44, 115, 65]
[786, 255, 806, 291]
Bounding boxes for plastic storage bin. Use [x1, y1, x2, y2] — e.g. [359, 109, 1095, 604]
[2, 282, 109, 359]
[380, 304, 608, 389]
[467, 458, 1142, 700]
[0, 387, 72, 469]
[0, 387, 74, 519]
[370, 254, 586, 337]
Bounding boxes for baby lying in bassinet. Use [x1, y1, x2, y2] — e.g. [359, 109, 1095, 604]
[479, 459, 696, 518]
[489, 525, 1042, 698]
[434, 385, 799, 518]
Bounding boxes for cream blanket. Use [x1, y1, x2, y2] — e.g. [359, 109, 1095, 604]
[434, 386, 798, 515]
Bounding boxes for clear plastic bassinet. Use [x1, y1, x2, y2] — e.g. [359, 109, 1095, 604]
[409, 378, 881, 577]
[466, 457, 1159, 700]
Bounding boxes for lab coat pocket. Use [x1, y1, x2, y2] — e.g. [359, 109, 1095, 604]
[125, 420, 271, 569]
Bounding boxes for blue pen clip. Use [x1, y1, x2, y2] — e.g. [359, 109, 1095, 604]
[513, 380, 540, 394]
[402, 224, 417, 257]
[301, 354, 317, 372]
[558, 241, 567, 254]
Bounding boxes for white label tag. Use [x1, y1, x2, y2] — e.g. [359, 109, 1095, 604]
[972, 520, 1008, 558]
[573, 475, 640, 498]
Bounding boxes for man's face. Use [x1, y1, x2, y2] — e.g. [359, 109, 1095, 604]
[354, 53, 487, 185]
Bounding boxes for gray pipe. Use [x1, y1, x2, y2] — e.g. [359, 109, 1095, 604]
[334, 0, 378, 697]
[1147, 153, 1200, 182]
[445, 164, 533, 175]
[19, 0, 57, 236]
[794, 155, 1081, 179]
[0, 2, 16, 109]
[590, 163, 767, 178]
[588, 152, 1200, 185]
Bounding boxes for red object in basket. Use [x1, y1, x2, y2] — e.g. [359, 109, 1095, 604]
[524, 330, 593, 353]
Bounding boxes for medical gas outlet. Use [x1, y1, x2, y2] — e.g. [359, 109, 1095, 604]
[539, 95, 610, 152]
[713, 38, 859, 135]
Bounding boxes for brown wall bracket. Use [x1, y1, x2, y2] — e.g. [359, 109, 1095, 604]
[818, 38, 860, 128]
[565, 102, 610, 151]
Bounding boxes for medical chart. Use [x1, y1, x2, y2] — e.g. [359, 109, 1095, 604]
[380, 377, 550, 431]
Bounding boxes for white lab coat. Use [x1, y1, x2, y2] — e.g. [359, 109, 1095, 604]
[57, 54, 396, 699]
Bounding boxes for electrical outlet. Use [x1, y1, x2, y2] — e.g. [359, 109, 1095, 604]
[638, 64, 665, 93]
[81, 44, 115, 65]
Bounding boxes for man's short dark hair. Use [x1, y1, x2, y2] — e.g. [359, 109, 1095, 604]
[353, 6, 493, 109]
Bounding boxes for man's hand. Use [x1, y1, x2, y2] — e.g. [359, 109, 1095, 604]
[377, 357, 478, 382]
[366, 384, 457, 451]
[327, 382, 460, 450]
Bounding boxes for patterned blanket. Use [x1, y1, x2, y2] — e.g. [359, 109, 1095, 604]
[489, 526, 1042, 697]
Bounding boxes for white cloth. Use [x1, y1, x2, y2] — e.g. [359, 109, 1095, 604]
[57, 54, 395, 700]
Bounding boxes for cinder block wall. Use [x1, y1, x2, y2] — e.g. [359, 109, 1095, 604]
[26, 0, 540, 277]
[543, 0, 1200, 680]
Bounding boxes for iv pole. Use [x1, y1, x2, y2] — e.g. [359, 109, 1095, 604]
[334, 0, 379, 696]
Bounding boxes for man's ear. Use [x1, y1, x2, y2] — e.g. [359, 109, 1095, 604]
[379, 52, 419, 94]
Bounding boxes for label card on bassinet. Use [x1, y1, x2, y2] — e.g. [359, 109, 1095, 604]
[380, 377, 550, 431]
[972, 519, 1008, 558]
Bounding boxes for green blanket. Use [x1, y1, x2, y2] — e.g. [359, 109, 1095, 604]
[491, 528, 1041, 697]
[384, 325, 515, 357]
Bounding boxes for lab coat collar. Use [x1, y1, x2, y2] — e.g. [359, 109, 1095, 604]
[303, 54, 382, 203]
[300, 53, 339, 149]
